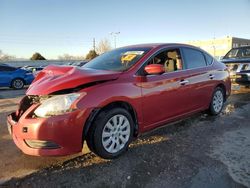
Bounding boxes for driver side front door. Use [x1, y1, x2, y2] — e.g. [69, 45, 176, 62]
[138, 48, 195, 131]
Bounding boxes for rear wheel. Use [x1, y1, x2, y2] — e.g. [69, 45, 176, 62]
[11, 78, 24, 89]
[209, 87, 224, 115]
[86, 108, 134, 159]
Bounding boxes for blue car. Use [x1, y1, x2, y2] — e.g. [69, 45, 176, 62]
[0, 64, 34, 89]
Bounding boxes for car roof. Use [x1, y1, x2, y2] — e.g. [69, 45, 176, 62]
[120, 43, 197, 49]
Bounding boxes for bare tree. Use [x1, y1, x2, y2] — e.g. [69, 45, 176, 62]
[58, 54, 74, 60]
[96, 38, 112, 54]
[58, 53, 85, 60]
[0, 50, 16, 61]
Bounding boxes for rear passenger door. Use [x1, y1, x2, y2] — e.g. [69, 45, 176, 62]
[180, 47, 215, 110]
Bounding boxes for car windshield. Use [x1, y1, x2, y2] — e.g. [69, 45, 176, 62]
[83, 47, 151, 71]
[224, 47, 250, 59]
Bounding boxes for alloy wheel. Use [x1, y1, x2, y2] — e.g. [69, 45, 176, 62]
[212, 90, 224, 113]
[13, 79, 24, 89]
[102, 114, 131, 153]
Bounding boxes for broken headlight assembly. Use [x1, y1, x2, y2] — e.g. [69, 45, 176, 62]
[34, 93, 83, 118]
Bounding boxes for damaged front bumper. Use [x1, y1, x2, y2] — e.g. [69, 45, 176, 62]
[7, 99, 91, 156]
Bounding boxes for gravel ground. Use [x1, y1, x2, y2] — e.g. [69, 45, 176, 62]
[0, 88, 82, 184]
[0, 88, 250, 188]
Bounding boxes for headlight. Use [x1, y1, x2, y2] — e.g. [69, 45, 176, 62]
[34, 93, 82, 117]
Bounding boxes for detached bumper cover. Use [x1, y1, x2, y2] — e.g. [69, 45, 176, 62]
[7, 105, 90, 156]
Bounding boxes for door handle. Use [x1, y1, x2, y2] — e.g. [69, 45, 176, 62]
[180, 80, 189, 85]
[209, 74, 215, 79]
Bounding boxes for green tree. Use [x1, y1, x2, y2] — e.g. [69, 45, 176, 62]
[30, 52, 46, 60]
[86, 50, 98, 60]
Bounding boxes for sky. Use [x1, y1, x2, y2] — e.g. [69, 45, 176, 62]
[0, 0, 250, 59]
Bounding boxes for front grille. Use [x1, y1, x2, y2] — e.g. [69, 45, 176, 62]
[16, 96, 38, 120]
[16, 95, 51, 120]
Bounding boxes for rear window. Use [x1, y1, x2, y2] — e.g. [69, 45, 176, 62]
[182, 48, 207, 69]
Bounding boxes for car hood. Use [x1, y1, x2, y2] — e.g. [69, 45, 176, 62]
[17, 68, 31, 73]
[221, 58, 250, 64]
[26, 65, 121, 95]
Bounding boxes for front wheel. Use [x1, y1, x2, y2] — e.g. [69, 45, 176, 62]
[209, 87, 225, 115]
[86, 108, 134, 159]
[11, 78, 24, 89]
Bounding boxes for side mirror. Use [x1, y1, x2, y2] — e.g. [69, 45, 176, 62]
[144, 64, 165, 75]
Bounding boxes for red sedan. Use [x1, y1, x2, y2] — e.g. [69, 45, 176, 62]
[7, 44, 231, 159]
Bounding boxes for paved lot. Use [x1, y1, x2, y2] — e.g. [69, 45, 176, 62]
[0, 88, 26, 99]
[0, 89, 83, 184]
[0, 88, 250, 188]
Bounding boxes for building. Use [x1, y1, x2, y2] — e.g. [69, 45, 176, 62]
[187, 36, 250, 59]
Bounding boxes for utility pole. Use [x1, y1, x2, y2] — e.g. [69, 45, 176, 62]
[93, 38, 96, 51]
[110, 32, 120, 48]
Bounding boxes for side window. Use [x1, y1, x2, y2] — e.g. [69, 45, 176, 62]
[182, 48, 207, 69]
[204, 53, 214, 65]
[146, 49, 183, 73]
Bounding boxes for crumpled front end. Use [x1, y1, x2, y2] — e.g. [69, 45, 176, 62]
[7, 65, 120, 156]
[7, 95, 91, 156]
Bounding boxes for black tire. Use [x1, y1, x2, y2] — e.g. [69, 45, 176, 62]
[86, 107, 134, 159]
[11, 78, 24, 89]
[208, 87, 225, 115]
